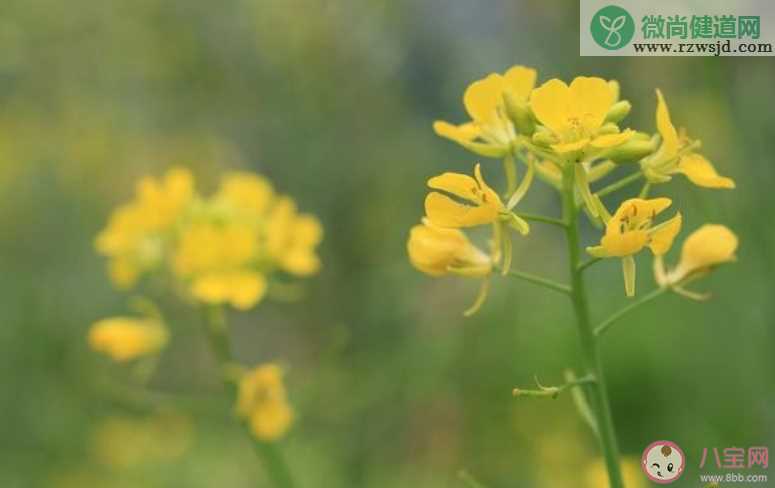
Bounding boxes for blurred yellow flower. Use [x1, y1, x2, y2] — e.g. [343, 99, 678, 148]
[424, 163, 504, 228]
[92, 411, 193, 469]
[530, 77, 632, 155]
[95, 167, 194, 288]
[96, 168, 323, 309]
[265, 197, 324, 277]
[434, 65, 537, 157]
[585, 457, 645, 488]
[642, 90, 735, 189]
[236, 364, 294, 441]
[173, 222, 267, 309]
[88, 317, 168, 362]
[215, 171, 275, 218]
[587, 198, 682, 296]
[654, 224, 738, 295]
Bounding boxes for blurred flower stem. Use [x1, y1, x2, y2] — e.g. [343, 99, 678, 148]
[561, 163, 624, 488]
[203, 305, 297, 488]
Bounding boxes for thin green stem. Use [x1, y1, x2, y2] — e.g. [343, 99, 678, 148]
[516, 212, 566, 228]
[503, 153, 518, 196]
[638, 181, 652, 199]
[203, 306, 296, 488]
[594, 287, 668, 337]
[595, 171, 643, 198]
[512, 374, 596, 399]
[578, 257, 602, 272]
[504, 269, 571, 295]
[562, 164, 624, 488]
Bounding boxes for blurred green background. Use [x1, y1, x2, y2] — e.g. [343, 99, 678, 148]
[1, 0, 773, 486]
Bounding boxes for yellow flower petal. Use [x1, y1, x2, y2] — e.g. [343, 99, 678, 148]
[228, 272, 268, 310]
[655, 89, 679, 156]
[677, 154, 735, 189]
[678, 224, 738, 276]
[614, 197, 672, 220]
[530, 79, 571, 134]
[424, 192, 498, 227]
[503, 65, 537, 101]
[590, 129, 634, 148]
[249, 402, 294, 441]
[463, 73, 504, 123]
[599, 198, 674, 257]
[432, 121, 481, 143]
[217, 172, 275, 215]
[567, 76, 614, 134]
[89, 317, 168, 362]
[601, 229, 649, 257]
[427, 172, 480, 202]
[191, 272, 267, 309]
[648, 213, 682, 255]
[237, 364, 293, 441]
[407, 223, 490, 277]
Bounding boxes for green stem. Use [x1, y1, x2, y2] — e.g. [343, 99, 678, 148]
[638, 182, 652, 199]
[561, 164, 624, 488]
[504, 270, 571, 295]
[595, 171, 643, 198]
[516, 212, 566, 228]
[203, 306, 297, 488]
[512, 374, 596, 398]
[503, 153, 518, 196]
[577, 257, 602, 272]
[594, 287, 668, 337]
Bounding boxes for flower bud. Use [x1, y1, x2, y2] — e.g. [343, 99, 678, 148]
[503, 92, 535, 135]
[602, 135, 659, 163]
[605, 100, 632, 123]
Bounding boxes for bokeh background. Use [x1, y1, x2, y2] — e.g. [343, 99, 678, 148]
[1, 1, 773, 487]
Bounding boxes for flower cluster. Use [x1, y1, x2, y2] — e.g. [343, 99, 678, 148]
[96, 167, 323, 310]
[409, 65, 737, 311]
[89, 167, 321, 443]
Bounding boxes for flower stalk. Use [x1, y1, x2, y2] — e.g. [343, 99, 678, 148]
[203, 306, 297, 488]
[561, 163, 624, 488]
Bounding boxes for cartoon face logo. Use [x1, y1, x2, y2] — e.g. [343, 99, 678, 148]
[641, 441, 685, 483]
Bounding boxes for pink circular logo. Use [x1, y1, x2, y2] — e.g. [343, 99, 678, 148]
[641, 440, 686, 484]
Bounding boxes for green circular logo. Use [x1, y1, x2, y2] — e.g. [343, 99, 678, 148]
[590, 5, 635, 50]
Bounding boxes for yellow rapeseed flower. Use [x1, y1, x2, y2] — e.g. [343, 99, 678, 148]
[407, 220, 492, 278]
[587, 198, 682, 296]
[265, 196, 324, 277]
[236, 364, 294, 441]
[530, 76, 633, 156]
[95, 167, 194, 288]
[424, 163, 505, 228]
[97, 169, 323, 310]
[88, 317, 168, 362]
[173, 221, 267, 309]
[433, 65, 537, 157]
[641, 90, 735, 189]
[654, 224, 738, 298]
[407, 220, 494, 316]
